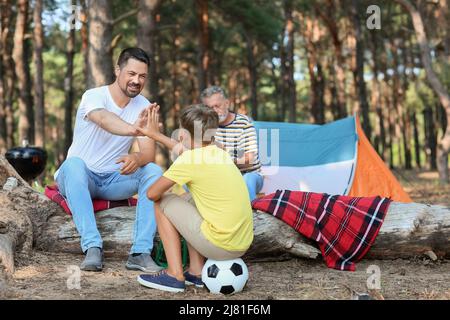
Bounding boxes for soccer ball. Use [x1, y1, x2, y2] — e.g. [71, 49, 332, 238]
[201, 258, 249, 295]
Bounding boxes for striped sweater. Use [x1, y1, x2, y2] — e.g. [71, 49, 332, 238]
[214, 112, 262, 173]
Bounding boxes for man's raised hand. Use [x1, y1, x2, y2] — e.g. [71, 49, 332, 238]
[136, 105, 161, 138]
[133, 103, 159, 134]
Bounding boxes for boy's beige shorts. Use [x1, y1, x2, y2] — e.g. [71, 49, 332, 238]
[159, 193, 246, 260]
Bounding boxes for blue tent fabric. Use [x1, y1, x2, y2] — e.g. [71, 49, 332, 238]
[253, 116, 358, 195]
[254, 116, 358, 167]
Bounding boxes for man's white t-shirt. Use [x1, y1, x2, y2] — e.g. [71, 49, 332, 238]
[55, 85, 150, 178]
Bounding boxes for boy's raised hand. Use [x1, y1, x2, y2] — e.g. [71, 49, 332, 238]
[136, 104, 161, 138]
[134, 104, 153, 129]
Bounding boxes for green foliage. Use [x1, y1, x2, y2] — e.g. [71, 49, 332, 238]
[1, 0, 449, 181]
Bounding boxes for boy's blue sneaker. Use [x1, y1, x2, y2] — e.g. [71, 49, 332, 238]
[184, 271, 204, 288]
[137, 271, 185, 293]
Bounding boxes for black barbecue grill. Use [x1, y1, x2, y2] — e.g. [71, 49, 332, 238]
[5, 141, 47, 181]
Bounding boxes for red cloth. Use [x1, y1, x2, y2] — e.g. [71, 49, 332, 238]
[44, 185, 137, 215]
[252, 190, 391, 271]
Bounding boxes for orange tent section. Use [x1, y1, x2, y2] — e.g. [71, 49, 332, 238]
[348, 118, 413, 203]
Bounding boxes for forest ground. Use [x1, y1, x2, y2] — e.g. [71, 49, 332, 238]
[1, 169, 449, 300]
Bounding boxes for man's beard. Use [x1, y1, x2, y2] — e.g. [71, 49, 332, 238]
[218, 111, 228, 123]
[122, 82, 141, 98]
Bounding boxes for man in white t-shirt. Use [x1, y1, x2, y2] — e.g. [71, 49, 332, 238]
[55, 48, 163, 272]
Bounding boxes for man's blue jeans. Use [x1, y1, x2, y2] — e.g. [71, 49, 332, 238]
[243, 171, 264, 201]
[56, 157, 163, 254]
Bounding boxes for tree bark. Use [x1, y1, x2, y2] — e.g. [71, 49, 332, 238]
[63, 1, 76, 157]
[195, 0, 210, 92]
[0, 0, 8, 152]
[369, 32, 382, 157]
[33, 0, 45, 147]
[79, 0, 89, 84]
[400, 34, 413, 170]
[170, 29, 181, 131]
[390, 40, 405, 168]
[303, 15, 325, 124]
[315, 0, 347, 119]
[283, 0, 296, 123]
[383, 69, 395, 169]
[244, 31, 258, 120]
[396, 0, 450, 183]
[13, 0, 34, 145]
[435, 0, 449, 60]
[87, 0, 114, 89]
[137, 0, 161, 104]
[351, 0, 371, 140]
[0, 155, 65, 275]
[423, 106, 438, 170]
[412, 111, 421, 168]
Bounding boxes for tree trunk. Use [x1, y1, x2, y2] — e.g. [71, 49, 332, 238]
[87, 0, 114, 89]
[402, 111, 413, 170]
[155, 27, 167, 128]
[79, 0, 88, 84]
[390, 40, 405, 168]
[351, 0, 371, 140]
[396, 0, 450, 183]
[195, 0, 210, 92]
[369, 32, 384, 157]
[316, 0, 347, 119]
[423, 106, 438, 170]
[412, 111, 421, 168]
[170, 30, 181, 131]
[244, 31, 258, 120]
[279, 23, 287, 122]
[383, 73, 395, 169]
[13, 0, 34, 145]
[63, 1, 76, 158]
[0, 64, 5, 153]
[0, 155, 66, 275]
[0, 0, 7, 152]
[304, 16, 325, 124]
[0, 0, 15, 149]
[33, 0, 45, 147]
[270, 59, 282, 122]
[137, 0, 161, 104]
[284, 0, 296, 123]
[400, 35, 413, 170]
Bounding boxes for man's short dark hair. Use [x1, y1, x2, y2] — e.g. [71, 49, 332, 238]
[117, 48, 150, 68]
[180, 104, 219, 143]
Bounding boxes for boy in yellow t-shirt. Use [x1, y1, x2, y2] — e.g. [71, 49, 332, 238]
[135, 104, 253, 293]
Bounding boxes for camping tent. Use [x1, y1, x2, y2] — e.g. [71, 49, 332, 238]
[254, 115, 412, 203]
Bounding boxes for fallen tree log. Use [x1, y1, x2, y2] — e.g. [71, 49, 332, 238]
[0, 154, 449, 278]
[39, 207, 323, 261]
[0, 156, 67, 276]
[39, 202, 450, 261]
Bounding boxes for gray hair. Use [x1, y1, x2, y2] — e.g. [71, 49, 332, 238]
[200, 86, 228, 100]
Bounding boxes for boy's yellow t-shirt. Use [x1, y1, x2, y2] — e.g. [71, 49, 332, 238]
[163, 145, 254, 252]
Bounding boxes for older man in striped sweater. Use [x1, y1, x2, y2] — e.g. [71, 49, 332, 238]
[201, 86, 264, 201]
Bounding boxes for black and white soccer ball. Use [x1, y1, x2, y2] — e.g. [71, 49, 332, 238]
[201, 258, 249, 295]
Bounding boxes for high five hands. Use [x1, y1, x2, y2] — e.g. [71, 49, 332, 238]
[132, 103, 160, 135]
[135, 104, 162, 139]
[117, 103, 162, 175]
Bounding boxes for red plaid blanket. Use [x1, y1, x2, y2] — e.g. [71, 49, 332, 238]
[252, 190, 391, 271]
[45, 185, 137, 216]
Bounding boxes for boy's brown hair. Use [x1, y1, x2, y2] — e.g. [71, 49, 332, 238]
[180, 104, 219, 144]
